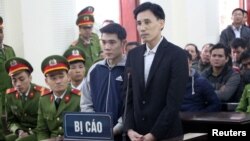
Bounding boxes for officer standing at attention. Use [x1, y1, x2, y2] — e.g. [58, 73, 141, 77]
[63, 47, 87, 95]
[0, 16, 16, 115]
[5, 57, 49, 141]
[69, 6, 102, 74]
[36, 55, 81, 141]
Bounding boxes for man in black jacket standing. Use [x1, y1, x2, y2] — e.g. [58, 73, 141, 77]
[124, 2, 188, 141]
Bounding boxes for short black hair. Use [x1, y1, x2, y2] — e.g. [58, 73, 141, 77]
[133, 2, 165, 20]
[100, 23, 127, 40]
[230, 38, 247, 49]
[239, 50, 250, 63]
[232, 8, 244, 15]
[210, 43, 230, 58]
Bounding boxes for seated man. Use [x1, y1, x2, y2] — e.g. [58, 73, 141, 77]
[36, 55, 81, 141]
[181, 51, 221, 112]
[4, 57, 49, 141]
[202, 43, 241, 102]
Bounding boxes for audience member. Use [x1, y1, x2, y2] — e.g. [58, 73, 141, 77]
[220, 8, 250, 48]
[202, 43, 241, 102]
[181, 51, 220, 112]
[124, 41, 140, 54]
[197, 43, 213, 73]
[185, 43, 200, 70]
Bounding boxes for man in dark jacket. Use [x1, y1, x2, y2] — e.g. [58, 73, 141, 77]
[219, 8, 250, 48]
[124, 2, 188, 141]
[80, 23, 127, 140]
[181, 51, 220, 112]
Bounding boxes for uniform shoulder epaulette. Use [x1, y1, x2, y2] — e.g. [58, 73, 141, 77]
[6, 88, 17, 94]
[71, 88, 81, 96]
[34, 85, 49, 92]
[3, 44, 12, 48]
[41, 89, 52, 96]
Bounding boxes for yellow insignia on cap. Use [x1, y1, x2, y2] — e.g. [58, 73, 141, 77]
[83, 16, 90, 21]
[10, 60, 17, 67]
[49, 59, 57, 66]
[72, 49, 80, 56]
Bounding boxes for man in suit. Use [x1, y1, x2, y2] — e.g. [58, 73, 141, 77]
[124, 2, 189, 141]
[36, 55, 81, 141]
[4, 57, 49, 141]
[0, 16, 16, 115]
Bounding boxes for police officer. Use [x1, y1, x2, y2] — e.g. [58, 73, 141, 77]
[69, 6, 102, 74]
[63, 47, 87, 95]
[36, 55, 81, 141]
[4, 57, 49, 141]
[0, 16, 16, 114]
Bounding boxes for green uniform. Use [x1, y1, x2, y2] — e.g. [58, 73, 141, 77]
[5, 83, 48, 141]
[0, 102, 5, 141]
[36, 86, 80, 140]
[0, 44, 16, 114]
[70, 33, 101, 74]
[236, 84, 250, 112]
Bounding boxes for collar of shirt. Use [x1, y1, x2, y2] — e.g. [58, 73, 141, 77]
[20, 84, 31, 97]
[144, 36, 163, 56]
[71, 79, 84, 91]
[53, 89, 67, 100]
[232, 25, 242, 31]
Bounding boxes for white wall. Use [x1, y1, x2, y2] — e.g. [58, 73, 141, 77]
[140, 0, 220, 49]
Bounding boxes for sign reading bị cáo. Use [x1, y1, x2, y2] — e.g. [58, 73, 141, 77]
[64, 112, 113, 140]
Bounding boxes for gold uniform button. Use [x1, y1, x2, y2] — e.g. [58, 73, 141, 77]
[57, 117, 60, 121]
[58, 135, 61, 137]
[59, 126, 62, 130]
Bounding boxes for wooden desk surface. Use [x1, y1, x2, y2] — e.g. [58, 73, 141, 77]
[180, 112, 250, 125]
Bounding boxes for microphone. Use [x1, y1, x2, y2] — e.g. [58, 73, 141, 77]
[122, 68, 131, 141]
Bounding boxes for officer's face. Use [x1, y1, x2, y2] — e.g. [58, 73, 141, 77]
[0, 29, 3, 44]
[79, 26, 93, 39]
[11, 71, 32, 94]
[68, 62, 85, 83]
[101, 33, 125, 61]
[136, 10, 164, 47]
[45, 70, 70, 96]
